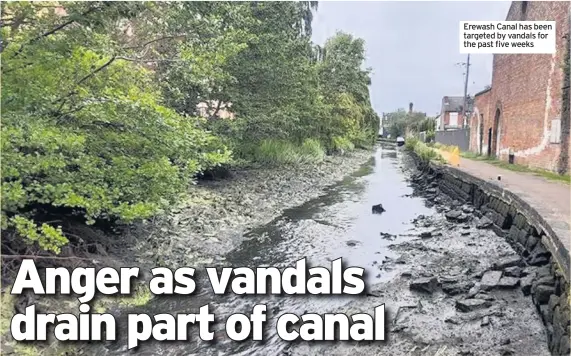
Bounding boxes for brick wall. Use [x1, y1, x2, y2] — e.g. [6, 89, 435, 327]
[469, 1, 570, 172]
[469, 89, 492, 154]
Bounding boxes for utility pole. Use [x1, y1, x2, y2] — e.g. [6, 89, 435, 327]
[461, 54, 471, 128]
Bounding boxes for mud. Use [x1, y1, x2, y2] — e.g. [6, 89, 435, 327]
[86, 143, 549, 356]
[131, 149, 375, 268]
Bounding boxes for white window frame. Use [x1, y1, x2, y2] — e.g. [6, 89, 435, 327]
[449, 112, 459, 127]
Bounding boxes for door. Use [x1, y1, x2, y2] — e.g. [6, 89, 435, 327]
[487, 128, 492, 156]
[479, 115, 484, 155]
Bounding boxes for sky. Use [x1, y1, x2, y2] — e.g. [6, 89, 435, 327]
[311, 1, 513, 116]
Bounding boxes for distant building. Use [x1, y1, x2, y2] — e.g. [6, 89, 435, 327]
[438, 96, 473, 131]
[468, 1, 570, 173]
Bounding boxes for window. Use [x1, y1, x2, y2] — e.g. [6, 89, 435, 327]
[449, 112, 459, 127]
[550, 118, 561, 144]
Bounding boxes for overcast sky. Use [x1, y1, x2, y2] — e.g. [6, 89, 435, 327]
[311, 1, 512, 116]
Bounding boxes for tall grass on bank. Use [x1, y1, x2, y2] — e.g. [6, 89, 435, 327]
[405, 138, 444, 163]
[248, 139, 326, 166]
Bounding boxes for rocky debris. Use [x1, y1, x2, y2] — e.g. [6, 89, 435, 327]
[442, 280, 475, 296]
[380, 232, 396, 240]
[461, 231, 470, 236]
[456, 214, 469, 222]
[492, 256, 522, 270]
[481, 316, 490, 326]
[504, 266, 523, 278]
[445, 316, 461, 324]
[420, 230, 438, 239]
[497, 277, 520, 289]
[455, 298, 493, 312]
[521, 274, 536, 296]
[534, 285, 556, 304]
[480, 270, 503, 290]
[474, 292, 495, 301]
[467, 285, 480, 298]
[409, 276, 439, 294]
[476, 216, 493, 229]
[346, 240, 361, 247]
[372, 204, 385, 214]
[462, 205, 475, 214]
[527, 243, 551, 266]
[445, 210, 462, 221]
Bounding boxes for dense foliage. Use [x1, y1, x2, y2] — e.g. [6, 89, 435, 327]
[1, 1, 379, 253]
[384, 109, 436, 141]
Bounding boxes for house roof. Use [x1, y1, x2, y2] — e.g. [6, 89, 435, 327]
[442, 96, 464, 112]
[474, 87, 492, 97]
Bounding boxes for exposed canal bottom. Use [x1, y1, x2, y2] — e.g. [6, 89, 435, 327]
[91, 144, 549, 356]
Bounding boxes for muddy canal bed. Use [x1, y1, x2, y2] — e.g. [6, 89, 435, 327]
[90, 144, 549, 356]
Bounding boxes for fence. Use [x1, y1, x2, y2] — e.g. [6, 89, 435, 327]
[435, 128, 470, 151]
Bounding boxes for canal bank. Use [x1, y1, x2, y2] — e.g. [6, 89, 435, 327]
[410, 153, 571, 355]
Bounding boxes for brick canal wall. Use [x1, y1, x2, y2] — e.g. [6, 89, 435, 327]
[412, 156, 570, 355]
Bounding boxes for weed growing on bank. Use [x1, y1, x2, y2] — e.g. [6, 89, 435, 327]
[405, 138, 444, 163]
[244, 139, 326, 166]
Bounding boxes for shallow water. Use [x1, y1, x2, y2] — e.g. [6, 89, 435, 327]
[89, 143, 549, 356]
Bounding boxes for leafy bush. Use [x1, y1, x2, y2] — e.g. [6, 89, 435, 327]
[405, 138, 443, 163]
[1, 3, 231, 253]
[331, 136, 355, 153]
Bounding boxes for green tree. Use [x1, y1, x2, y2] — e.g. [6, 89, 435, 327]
[1, 2, 230, 253]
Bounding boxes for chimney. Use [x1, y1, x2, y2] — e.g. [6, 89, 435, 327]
[409, 102, 413, 113]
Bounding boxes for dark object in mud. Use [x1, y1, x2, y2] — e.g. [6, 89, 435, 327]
[372, 204, 385, 214]
[380, 232, 395, 240]
[197, 164, 232, 180]
[420, 230, 434, 238]
[409, 276, 438, 294]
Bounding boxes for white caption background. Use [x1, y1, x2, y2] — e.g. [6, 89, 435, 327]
[459, 21, 556, 54]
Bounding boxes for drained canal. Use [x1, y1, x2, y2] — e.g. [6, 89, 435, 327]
[91, 143, 550, 356]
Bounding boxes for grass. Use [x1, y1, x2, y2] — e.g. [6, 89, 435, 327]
[93, 283, 153, 313]
[0, 293, 16, 336]
[405, 138, 445, 163]
[434, 143, 571, 184]
[248, 138, 326, 166]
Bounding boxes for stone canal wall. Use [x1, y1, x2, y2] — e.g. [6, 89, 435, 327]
[411, 156, 570, 355]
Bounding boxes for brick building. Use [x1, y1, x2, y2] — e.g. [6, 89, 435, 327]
[439, 96, 473, 130]
[469, 1, 571, 173]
